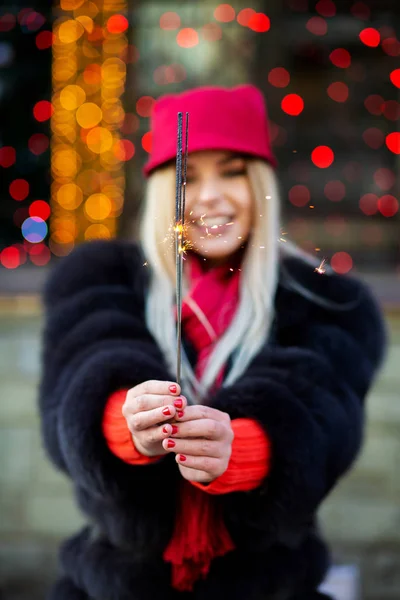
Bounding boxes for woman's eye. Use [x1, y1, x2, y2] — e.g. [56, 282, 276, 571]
[221, 169, 246, 178]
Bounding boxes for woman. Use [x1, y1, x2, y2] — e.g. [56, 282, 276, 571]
[39, 85, 386, 600]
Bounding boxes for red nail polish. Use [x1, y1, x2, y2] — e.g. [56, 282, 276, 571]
[171, 425, 178, 435]
[169, 385, 177, 394]
[162, 407, 171, 416]
[179, 454, 187, 462]
[174, 398, 183, 409]
[162, 426, 169, 434]
[177, 410, 184, 418]
[167, 439, 176, 448]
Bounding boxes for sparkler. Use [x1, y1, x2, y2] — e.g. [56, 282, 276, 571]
[175, 111, 189, 386]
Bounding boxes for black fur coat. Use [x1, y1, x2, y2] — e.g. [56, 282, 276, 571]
[38, 240, 386, 600]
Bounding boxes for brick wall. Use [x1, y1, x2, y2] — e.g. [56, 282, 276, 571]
[0, 302, 399, 600]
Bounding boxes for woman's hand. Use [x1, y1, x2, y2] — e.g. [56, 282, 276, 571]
[162, 405, 234, 483]
[122, 380, 187, 457]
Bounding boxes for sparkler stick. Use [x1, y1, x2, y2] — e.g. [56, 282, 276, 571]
[175, 112, 189, 386]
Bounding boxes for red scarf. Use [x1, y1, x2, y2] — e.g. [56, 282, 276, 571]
[163, 254, 240, 591]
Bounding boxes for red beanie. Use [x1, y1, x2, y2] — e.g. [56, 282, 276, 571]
[143, 84, 277, 177]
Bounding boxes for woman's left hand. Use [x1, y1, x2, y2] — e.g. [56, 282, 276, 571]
[162, 405, 234, 483]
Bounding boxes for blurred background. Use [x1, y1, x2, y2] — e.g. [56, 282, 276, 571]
[0, 0, 399, 599]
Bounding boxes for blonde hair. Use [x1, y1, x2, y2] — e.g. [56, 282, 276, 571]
[140, 159, 282, 403]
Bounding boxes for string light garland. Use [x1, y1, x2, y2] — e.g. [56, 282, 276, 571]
[50, 0, 129, 256]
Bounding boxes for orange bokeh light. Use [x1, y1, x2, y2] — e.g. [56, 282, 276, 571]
[107, 15, 128, 34]
[176, 28, 199, 48]
[214, 4, 235, 23]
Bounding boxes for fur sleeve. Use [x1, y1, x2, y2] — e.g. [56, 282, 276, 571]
[211, 271, 387, 550]
[38, 240, 177, 502]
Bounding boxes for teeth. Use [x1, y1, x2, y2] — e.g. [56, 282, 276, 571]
[196, 216, 232, 227]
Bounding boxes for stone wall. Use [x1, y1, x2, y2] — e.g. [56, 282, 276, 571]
[0, 300, 399, 600]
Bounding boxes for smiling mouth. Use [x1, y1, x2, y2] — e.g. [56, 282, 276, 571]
[192, 215, 234, 230]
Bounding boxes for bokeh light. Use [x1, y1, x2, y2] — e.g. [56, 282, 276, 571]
[351, 2, 371, 20]
[36, 31, 54, 49]
[177, 28, 199, 48]
[0, 146, 16, 168]
[136, 96, 155, 117]
[142, 132, 152, 153]
[324, 180, 346, 202]
[331, 252, 353, 274]
[214, 4, 235, 23]
[160, 12, 181, 30]
[22, 217, 48, 243]
[84, 193, 112, 221]
[329, 48, 351, 68]
[389, 69, 400, 88]
[0, 247, 20, 269]
[359, 28, 380, 47]
[33, 100, 54, 122]
[248, 13, 270, 32]
[113, 139, 135, 161]
[364, 94, 384, 115]
[327, 82, 349, 102]
[76, 103, 103, 128]
[28, 134, 49, 156]
[311, 146, 334, 168]
[237, 8, 256, 26]
[316, 0, 336, 17]
[362, 127, 384, 149]
[29, 200, 51, 220]
[9, 179, 29, 201]
[106, 15, 128, 34]
[281, 94, 304, 116]
[201, 23, 222, 42]
[378, 195, 399, 217]
[385, 132, 400, 154]
[306, 17, 328, 36]
[359, 193, 378, 216]
[289, 185, 310, 207]
[268, 67, 290, 88]
[374, 168, 395, 191]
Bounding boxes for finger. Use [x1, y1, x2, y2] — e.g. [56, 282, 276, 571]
[162, 437, 221, 457]
[127, 404, 177, 433]
[175, 405, 229, 424]
[123, 394, 187, 416]
[175, 453, 221, 474]
[129, 380, 181, 399]
[167, 419, 225, 441]
[178, 464, 213, 484]
[141, 423, 174, 446]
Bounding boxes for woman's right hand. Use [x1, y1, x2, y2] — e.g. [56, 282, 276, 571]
[122, 380, 186, 457]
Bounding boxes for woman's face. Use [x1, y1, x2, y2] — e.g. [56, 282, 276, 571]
[184, 151, 253, 264]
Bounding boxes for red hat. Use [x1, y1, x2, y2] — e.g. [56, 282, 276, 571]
[143, 84, 277, 177]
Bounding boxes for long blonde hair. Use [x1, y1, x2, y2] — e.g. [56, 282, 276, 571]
[140, 159, 283, 403]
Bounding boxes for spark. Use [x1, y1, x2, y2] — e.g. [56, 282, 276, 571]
[315, 258, 327, 275]
[279, 229, 288, 243]
[143, 261, 148, 267]
[309, 205, 315, 209]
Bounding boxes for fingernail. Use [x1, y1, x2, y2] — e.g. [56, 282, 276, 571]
[179, 454, 186, 462]
[162, 425, 169, 434]
[171, 425, 178, 435]
[174, 398, 183, 409]
[169, 385, 177, 394]
[177, 410, 184, 418]
[162, 407, 171, 416]
[167, 439, 176, 448]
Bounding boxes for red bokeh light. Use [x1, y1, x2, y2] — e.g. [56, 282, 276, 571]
[0, 14, 16, 32]
[382, 100, 400, 121]
[329, 48, 351, 68]
[114, 140, 135, 161]
[324, 180, 346, 202]
[13, 207, 30, 228]
[201, 23, 222, 42]
[142, 132, 152, 153]
[106, 15, 128, 34]
[374, 168, 396, 191]
[29, 200, 51, 221]
[359, 27, 380, 47]
[364, 94, 384, 115]
[281, 94, 304, 116]
[311, 146, 334, 168]
[36, 31, 54, 49]
[306, 16, 327, 36]
[26, 11, 45, 32]
[327, 82, 349, 102]
[378, 195, 399, 217]
[28, 133, 49, 156]
[316, 0, 336, 17]
[390, 69, 400, 88]
[331, 252, 353, 274]
[248, 13, 270, 32]
[33, 101, 53, 122]
[351, 2, 371, 20]
[214, 4, 235, 23]
[359, 193, 378, 216]
[83, 64, 101, 85]
[362, 128, 384, 149]
[386, 132, 400, 154]
[0, 146, 16, 168]
[159, 12, 181, 30]
[121, 113, 139, 134]
[176, 28, 199, 48]
[288, 185, 310, 207]
[0, 247, 20, 269]
[29, 244, 51, 266]
[237, 8, 256, 26]
[9, 179, 29, 201]
[136, 96, 155, 118]
[268, 67, 290, 88]
[382, 38, 400, 57]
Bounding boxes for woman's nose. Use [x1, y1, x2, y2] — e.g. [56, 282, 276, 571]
[197, 178, 221, 204]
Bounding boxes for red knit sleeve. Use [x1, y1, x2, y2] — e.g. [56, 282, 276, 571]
[191, 418, 271, 494]
[102, 389, 163, 465]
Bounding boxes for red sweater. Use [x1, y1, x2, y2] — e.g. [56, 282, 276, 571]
[102, 389, 272, 589]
